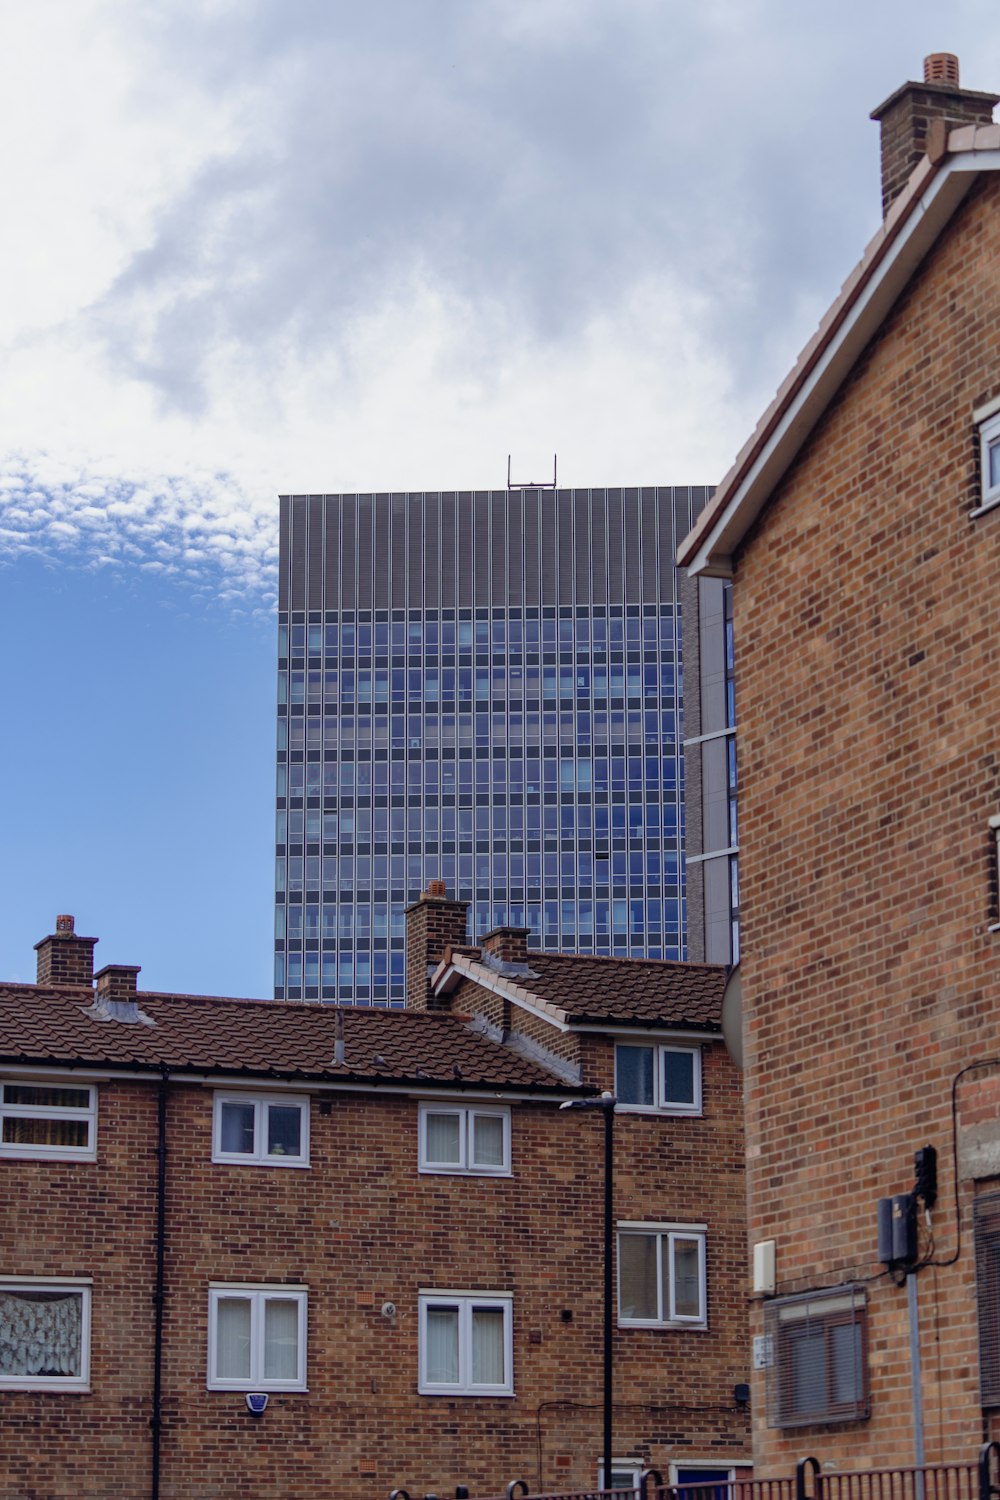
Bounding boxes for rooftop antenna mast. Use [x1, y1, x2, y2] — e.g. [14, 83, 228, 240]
[507, 454, 557, 491]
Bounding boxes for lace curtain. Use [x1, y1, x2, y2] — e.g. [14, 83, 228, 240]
[0, 1290, 82, 1376]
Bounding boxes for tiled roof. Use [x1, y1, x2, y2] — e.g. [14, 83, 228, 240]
[0, 984, 576, 1093]
[446, 951, 727, 1029]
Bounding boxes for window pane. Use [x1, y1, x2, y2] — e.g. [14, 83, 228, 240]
[617, 1046, 654, 1106]
[790, 1328, 827, 1415]
[2, 1118, 88, 1148]
[216, 1298, 252, 1380]
[472, 1114, 504, 1168]
[263, 1299, 299, 1381]
[267, 1106, 302, 1158]
[990, 437, 1000, 489]
[426, 1307, 459, 1384]
[663, 1050, 696, 1106]
[3, 1085, 90, 1109]
[471, 1306, 505, 1385]
[425, 1113, 461, 1165]
[0, 1290, 82, 1376]
[672, 1237, 702, 1318]
[619, 1234, 658, 1319]
[831, 1320, 863, 1404]
[220, 1102, 256, 1155]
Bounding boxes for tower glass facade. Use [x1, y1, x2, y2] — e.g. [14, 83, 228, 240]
[276, 488, 710, 1004]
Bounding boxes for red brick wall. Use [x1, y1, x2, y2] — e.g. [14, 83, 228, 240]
[731, 175, 1000, 1471]
[0, 1043, 747, 1499]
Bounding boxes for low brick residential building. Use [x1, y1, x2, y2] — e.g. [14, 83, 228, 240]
[679, 55, 1000, 1477]
[0, 903, 748, 1499]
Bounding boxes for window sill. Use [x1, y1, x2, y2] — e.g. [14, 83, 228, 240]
[208, 1383, 309, 1394]
[211, 1156, 310, 1169]
[969, 493, 1000, 520]
[418, 1165, 512, 1178]
[0, 1381, 91, 1393]
[619, 1319, 707, 1332]
[418, 1386, 515, 1398]
[0, 1149, 97, 1163]
[989, 922, 1000, 934]
[615, 1105, 703, 1119]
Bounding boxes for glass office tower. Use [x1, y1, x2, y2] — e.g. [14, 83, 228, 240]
[275, 487, 710, 1004]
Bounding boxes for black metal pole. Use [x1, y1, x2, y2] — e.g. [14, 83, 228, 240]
[603, 1097, 614, 1494]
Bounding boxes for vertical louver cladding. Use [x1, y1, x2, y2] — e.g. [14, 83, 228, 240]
[275, 488, 709, 1004]
[764, 1285, 869, 1428]
[975, 1191, 1000, 1405]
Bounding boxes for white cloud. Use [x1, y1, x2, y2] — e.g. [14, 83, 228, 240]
[1, 0, 999, 602]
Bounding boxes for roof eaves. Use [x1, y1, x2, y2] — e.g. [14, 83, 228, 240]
[678, 139, 1000, 577]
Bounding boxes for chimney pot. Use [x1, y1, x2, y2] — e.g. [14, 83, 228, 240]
[925, 53, 959, 86]
[404, 883, 470, 1010]
[870, 57, 998, 216]
[35, 916, 98, 987]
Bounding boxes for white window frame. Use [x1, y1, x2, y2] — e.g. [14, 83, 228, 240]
[212, 1092, 310, 1167]
[418, 1103, 511, 1176]
[207, 1284, 308, 1391]
[418, 1291, 514, 1396]
[599, 1460, 644, 1490]
[0, 1278, 92, 1390]
[614, 1043, 703, 1116]
[0, 1079, 97, 1161]
[617, 1222, 707, 1329]
[976, 408, 1000, 514]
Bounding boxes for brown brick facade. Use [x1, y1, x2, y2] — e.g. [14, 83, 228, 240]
[728, 174, 1000, 1470]
[0, 923, 749, 1498]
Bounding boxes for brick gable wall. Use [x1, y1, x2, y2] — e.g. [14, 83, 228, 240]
[731, 175, 1000, 1471]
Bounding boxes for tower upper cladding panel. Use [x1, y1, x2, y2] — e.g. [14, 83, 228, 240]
[279, 490, 707, 613]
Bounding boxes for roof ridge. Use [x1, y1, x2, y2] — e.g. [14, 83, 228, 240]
[528, 951, 726, 973]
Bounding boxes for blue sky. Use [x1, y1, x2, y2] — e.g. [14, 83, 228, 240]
[1, 0, 998, 995]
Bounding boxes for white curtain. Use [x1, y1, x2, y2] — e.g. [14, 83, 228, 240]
[263, 1299, 299, 1381]
[425, 1306, 459, 1384]
[472, 1115, 504, 1168]
[619, 1234, 658, 1319]
[216, 1298, 251, 1380]
[425, 1113, 461, 1165]
[0, 1291, 81, 1376]
[471, 1307, 505, 1386]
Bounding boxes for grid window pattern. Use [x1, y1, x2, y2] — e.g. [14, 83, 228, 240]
[276, 489, 707, 1004]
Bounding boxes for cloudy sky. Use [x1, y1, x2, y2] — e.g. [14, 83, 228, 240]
[2, 0, 998, 994]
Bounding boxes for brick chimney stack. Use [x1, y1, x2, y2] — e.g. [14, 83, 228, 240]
[871, 55, 999, 216]
[95, 964, 142, 1002]
[404, 881, 470, 1010]
[34, 915, 98, 988]
[480, 926, 531, 965]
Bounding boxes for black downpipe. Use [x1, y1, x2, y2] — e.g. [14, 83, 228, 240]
[151, 1067, 169, 1500]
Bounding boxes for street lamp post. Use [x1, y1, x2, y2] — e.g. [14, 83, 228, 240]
[561, 1091, 617, 1493]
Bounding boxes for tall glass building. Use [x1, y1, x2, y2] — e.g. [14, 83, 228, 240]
[275, 487, 711, 1004]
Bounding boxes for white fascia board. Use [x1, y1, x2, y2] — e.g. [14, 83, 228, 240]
[685, 157, 991, 578]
